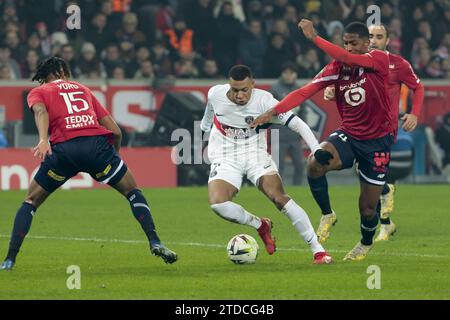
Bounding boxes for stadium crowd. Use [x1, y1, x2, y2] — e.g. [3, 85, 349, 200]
[0, 0, 449, 81]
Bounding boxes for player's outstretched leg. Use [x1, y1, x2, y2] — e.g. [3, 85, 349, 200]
[208, 179, 276, 255]
[376, 183, 396, 242]
[307, 142, 343, 244]
[112, 169, 177, 264]
[1, 180, 50, 271]
[258, 174, 333, 264]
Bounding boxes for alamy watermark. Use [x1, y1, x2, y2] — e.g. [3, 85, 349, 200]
[170, 121, 281, 167]
[66, 265, 81, 290]
[366, 265, 381, 290]
[66, 4, 81, 30]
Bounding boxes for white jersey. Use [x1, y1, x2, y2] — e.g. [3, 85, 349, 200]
[201, 84, 320, 161]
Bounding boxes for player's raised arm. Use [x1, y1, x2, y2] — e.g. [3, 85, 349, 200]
[250, 64, 338, 128]
[31, 102, 52, 159]
[299, 19, 381, 70]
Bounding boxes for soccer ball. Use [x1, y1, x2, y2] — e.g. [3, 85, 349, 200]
[227, 234, 259, 264]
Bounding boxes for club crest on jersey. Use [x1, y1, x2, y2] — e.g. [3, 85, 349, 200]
[245, 116, 254, 124]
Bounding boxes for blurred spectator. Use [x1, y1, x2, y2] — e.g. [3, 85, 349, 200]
[272, 0, 289, 19]
[21, 49, 39, 79]
[435, 33, 450, 61]
[297, 48, 322, 78]
[77, 42, 106, 79]
[35, 22, 51, 57]
[155, 0, 176, 33]
[269, 62, 305, 185]
[50, 32, 68, 57]
[134, 60, 155, 80]
[112, 65, 126, 80]
[26, 33, 44, 57]
[151, 40, 173, 77]
[185, 0, 216, 57]
[271, 19, 299, 56]
[60, 44, 80, 78]
[5, 31, 25, 62]
[435, 112, 450, 169]
[424, 55, 445, 78]
[214, 0, 246, 22]
[115, 12, 146, 47]
[102, 43, 123, 77]
[165, 17, 194, 60]
[0, 64, 12, 80]
[416, 19, 439, 50]
[200, 59, 220, 78]
[245, 0, 264, 21]
[135, 44, 151, 65]
[263, 33, 296, 78]
[239, 19, 266, 77]
[344, 3, 366, 25]
[174, 57, 199, 78]
[213, 1, 243, 75]
[0, 45, 20, 79]
[86, 13, 113, 54]
[380, 1, 394, 24]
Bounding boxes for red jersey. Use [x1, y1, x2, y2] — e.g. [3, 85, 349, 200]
[27, 79, 112, 144]
[387, 52, 423, 129]
[275, 45, 392, 140]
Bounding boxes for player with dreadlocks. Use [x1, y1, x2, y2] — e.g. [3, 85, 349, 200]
[1, 57, 178, 270]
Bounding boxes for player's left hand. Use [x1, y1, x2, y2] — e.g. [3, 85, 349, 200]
[33, 139, 52, 160]
[298, 19, 317, 41]
[401, 113, 418, 132]
[250, 108, 277, 129]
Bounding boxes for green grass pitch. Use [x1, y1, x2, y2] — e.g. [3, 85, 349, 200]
[1, 185, 449, 299]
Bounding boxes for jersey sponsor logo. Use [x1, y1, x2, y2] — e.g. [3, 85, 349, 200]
[339, 77, 367, 91]
[389, 64, 395, 69]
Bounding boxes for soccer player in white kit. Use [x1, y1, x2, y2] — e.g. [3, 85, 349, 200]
[201, 65, 334, 264]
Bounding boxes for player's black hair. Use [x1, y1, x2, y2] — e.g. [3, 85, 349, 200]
[370, 23, 390, 38]
[344, 22, 370, 39]
[228, 65, 253, 81]
[32, 56, 71, 84]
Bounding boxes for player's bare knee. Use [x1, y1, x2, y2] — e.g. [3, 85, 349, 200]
[268, 192, 290, 210]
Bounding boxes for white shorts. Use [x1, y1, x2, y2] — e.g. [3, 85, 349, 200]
[208, 153, 279, 190]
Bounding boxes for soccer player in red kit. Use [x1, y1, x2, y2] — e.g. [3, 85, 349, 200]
[252, 20, 394, 261]
[324, 24, 424, 242]
[1, 57, 177, 270]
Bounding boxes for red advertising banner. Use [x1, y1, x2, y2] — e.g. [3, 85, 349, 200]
[0, 147, 176, 190]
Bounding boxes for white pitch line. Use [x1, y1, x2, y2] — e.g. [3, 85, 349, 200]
[0, 234, 446, 259]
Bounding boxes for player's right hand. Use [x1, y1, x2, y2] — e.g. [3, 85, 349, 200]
[33, 139, 52, 159]
[324, 86, 336, 101]
[314, 149, 334, 166]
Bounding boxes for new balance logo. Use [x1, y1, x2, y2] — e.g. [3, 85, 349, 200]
[377, 174, 385, 179]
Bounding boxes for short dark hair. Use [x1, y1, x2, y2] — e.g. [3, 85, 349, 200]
[344, 22, 369, 39]
[228, 65, 253, 80]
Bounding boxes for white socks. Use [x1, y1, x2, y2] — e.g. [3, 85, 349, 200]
[211, 201, 262, 229]
[281, 199, 324, 255]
